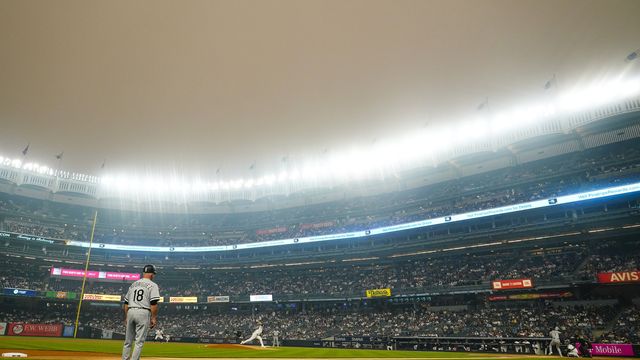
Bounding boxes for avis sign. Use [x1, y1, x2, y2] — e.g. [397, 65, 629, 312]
[492, 279, 533, 290]
[597, 270, 639, 284]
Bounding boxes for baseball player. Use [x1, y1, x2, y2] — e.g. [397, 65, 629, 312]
[549, 327, 563, 357]
[240, 321, 265, 347]
[272, 329, 280, 347]
[154, 329, 165, 342]
[122, 265, 161, 360]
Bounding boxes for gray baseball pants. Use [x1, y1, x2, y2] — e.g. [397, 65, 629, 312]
[122, 308, 151, 360]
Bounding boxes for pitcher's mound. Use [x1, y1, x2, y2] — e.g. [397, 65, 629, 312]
[205, 344, 274, 350]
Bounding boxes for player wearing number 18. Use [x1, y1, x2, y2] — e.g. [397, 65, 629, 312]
[122, 265, 161, 360]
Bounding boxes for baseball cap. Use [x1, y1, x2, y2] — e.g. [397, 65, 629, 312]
[143, 264, 157, 274]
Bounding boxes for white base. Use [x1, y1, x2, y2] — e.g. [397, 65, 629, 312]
[2, 353, 28, 358]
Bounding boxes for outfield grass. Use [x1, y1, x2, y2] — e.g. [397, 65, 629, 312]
[0, 336, 555, 359]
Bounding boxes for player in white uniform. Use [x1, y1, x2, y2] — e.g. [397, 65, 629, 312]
[154, 329, 165, 342]
[566, 344, 579, 357]
[122, 265, 161, 360]
[241, 322, 265, 347]
[272, 329, 280, 347]
[549, 327, 563, 357]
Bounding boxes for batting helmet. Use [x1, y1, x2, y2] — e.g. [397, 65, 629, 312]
[143, 264, 157, 274]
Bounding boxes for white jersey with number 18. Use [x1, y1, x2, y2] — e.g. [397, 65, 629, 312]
[124, 278, 160, 310]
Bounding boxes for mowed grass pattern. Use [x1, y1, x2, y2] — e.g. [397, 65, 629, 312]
[0, 336, 559, 359]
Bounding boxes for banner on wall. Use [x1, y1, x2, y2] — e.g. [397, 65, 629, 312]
[597, 270, 639, 284]
[365, 288, 392, 298]
[579, 343, 635, 357]
[207, 296, 230, 303]
[169, 297, 198, 303]
[45, 291, 77, 299]
[3, 288, 37, 297]
[83, 294, 121, 302]
[7, 323, 63, 337]
[63, 326, 74, 337]
[491, 279, 533, 290]
[256, 227, 287, 235]
[488, 291, 573, 301]
[50, 267, 140, 281]
[249, 294, 273, 302]
[0, 322, 6, 336]
[300, 221, 335, 230]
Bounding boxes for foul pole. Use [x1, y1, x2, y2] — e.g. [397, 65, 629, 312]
[73, 209, 99, 338]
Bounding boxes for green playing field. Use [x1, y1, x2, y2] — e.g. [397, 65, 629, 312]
[0, 336, 570, 359]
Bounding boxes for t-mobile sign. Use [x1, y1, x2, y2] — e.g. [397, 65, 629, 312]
[50, 267, 140, 281]
[579, 343, 635, 357]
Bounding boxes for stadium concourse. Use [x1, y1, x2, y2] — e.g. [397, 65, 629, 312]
[0, 137, 640, 356]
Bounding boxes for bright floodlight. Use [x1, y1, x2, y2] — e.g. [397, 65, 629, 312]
[1, 74, 638, 196]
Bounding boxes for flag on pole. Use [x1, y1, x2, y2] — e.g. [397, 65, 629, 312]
[544, 74, 557, 90]
[626, 50, 638, 63]
[22, 144, 30, 156]
[55, 152, 64, 160]
[477, 98, 489, 111]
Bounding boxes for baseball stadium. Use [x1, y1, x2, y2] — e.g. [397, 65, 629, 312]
[1, 1, 640, 359]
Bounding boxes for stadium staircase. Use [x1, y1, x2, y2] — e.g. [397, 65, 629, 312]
[595, 305, 629, 340]
[572, 256, 592, 278]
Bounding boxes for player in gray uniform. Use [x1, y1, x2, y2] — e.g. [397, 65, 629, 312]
[548, 327, 562, 357]
[122, 265, 161, 360]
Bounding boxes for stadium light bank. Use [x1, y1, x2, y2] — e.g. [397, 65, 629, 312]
[1, 75, 639, 196]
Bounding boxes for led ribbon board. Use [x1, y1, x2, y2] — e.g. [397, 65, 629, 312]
[64, 181, 640, 252]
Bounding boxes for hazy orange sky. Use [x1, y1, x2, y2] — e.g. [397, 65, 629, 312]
[1, 0, 639, 178]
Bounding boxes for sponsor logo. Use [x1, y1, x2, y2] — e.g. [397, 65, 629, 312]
[249, 294, 273, 302]
[207, 296, 230, 303]
[4, 288, 36, 297]
[584, 343, 634, 357]
[597, 270, 639, 283]
[488, 291, 572, 301]
[491, 279, 534, 290]
[365, 288, 392, 298]
[169, 297, 198, 303]
[8, 323, 63, 337]
[83, 294, 121, 302]
[51, 268, 140, 281]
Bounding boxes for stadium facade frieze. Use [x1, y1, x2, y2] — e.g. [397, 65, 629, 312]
[0, 98, 639, 211]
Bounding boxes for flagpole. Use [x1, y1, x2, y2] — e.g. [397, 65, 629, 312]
[21, 143, 30, 160]
[56, 152, 63, 170]
[73, 209, 99, 338]
[553, 73, 561, 94]
[485, 97, 491, 117]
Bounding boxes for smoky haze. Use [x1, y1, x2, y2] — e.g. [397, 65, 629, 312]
[1, 0, 639, 178]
